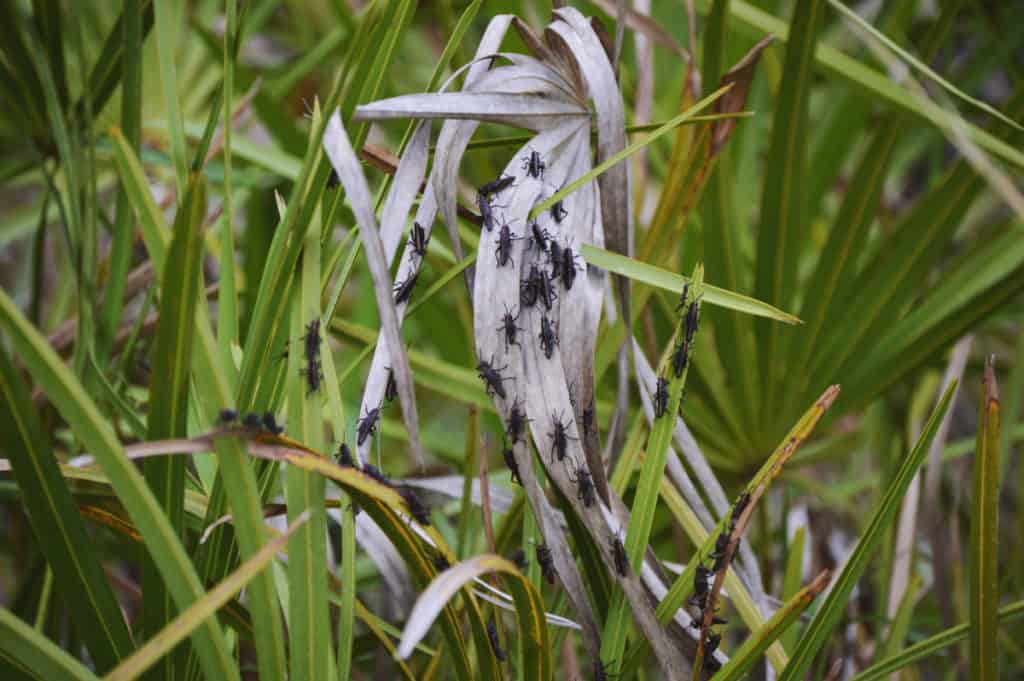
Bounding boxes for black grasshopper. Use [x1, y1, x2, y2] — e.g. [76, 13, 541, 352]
[528, 221, 549, 251]
[536, 543, 556, 584]
[569, 463, 596, 507]
[393, 271, 419, 305]
[498, 304, 523, 352]
[610, 535, 629, 576]
[486, 619, 506, 662]
[384, 368, 398, 402]
[362, 462, 391, 487]
[409, 221, 429, 258]
[548, 239, 563, 279]
[398, 485, 431, 525]
[521, 149, 545, 180]
[672, 340, 689, 379]
[505, 396, 530, 445]
[356, 404, 382, 446]
[477, 356, 509, 400]
[502, 446, 522, 485]
[537, 269, 557, 310]
[653, 376, 669, 418]
[561, 246, 581, 290]
[548, 411, 577, 464]
[684, 298, 700, 344]
[550, 200, 568, 223]
[477, 191, 497, 231]
[520, 265, 541, 308]
[538, 315, 558, 359]
[262, 411, 285, 435]
[336, 443, 355, 467]
[494, 222, 518, 267]
[479, 174, 515, 196]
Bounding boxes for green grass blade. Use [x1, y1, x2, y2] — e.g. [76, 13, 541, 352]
[0, 608, 99, 681]
[107, 127, 288, 681]
[826, 0, 1021, 132]
[142, 174, 207, 680]
[714, 571, 831, 681]
[80, 1, 154, 120]
[778, 381, 957, 681]
[285, 221, 332, 681]
[105, 514, 309, 681]
[970, 359, 1000, 681]
[709, 0, 1024, 169]
[99, 0, 145, 363]
[218, 0, 240, 367]
[601, 266, 704, 667]
[842, 226, 1024, 407]
[848, 600, 1024, 681]
[108, 128, 170, 267]
[154, 0, 188, 193]
[753, 0, 824, 427]
[0, 293, 239, 681]
[0, 348, 134, 672]
[877, 574, 921, 663]
[781, 527, 806, 652]
[580, 243, 800, 323]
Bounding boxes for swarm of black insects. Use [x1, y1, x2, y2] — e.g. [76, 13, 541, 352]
[218, 409, 284, 435]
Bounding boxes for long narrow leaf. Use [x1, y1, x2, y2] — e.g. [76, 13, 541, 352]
[0, 608, 99, 681]
[0, 347, 134, 672]
[142, 173, 206, 680]
[105, 513, 309, 681]
[970, 359, 1000, 681]
[0, 292, 239, 681]
[778, 381, 958, 681]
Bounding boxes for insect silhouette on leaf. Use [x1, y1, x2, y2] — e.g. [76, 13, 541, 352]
[568, 462, 596, 507]
[684, 298, 701, 344]
[479, 174, 515, 196]
[548, 411, 578, 464]
[561, 245, 581, 290]
[610, 534, 629, 576]
[498, 304, 523, 353]
[550, 199, 568, 223]
[393, 271, 419, 305]
[409, 221, 429, 258]
[494, 221, 518, 267]
[262, 412, 284, 435]
[528, 220, 549, 251]
[521, 149, 545, 180]
[654, 376, 669, 418]
[502, 446, 522, 485]
[336, 443, 355, 467]
[672, 340, 689, 379]
[384, 368, 398, 403]
[486, 619, 506, 662]
[505, 396, 530, 444]
[674, 282, 690, 312]
[356, 404, 382, 446]
[539, 315, 559, 359]
[398, 485, 431, 525]
[477, 356, 509, 400]
[536, 543, 556, 584]
[537, 269, 557, 310]
[362, 462, 391, 487]
[520, 265, 541, 308]
[303, 318, 322, 362]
